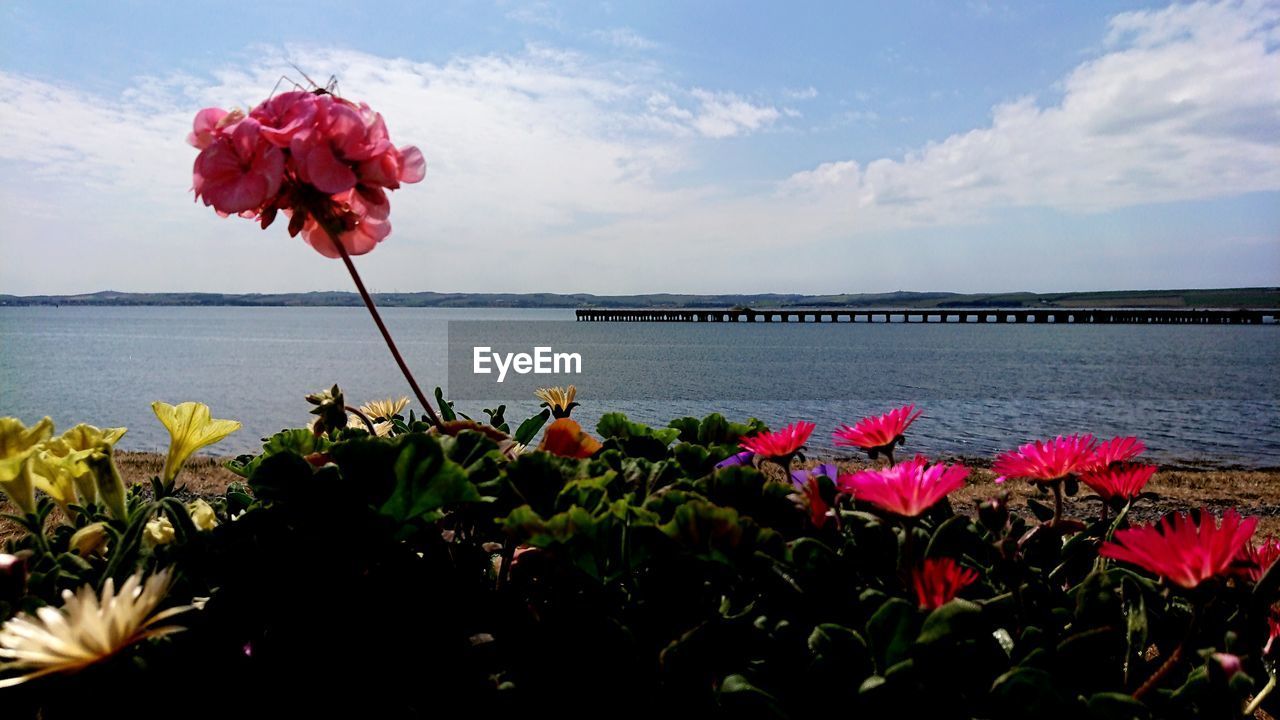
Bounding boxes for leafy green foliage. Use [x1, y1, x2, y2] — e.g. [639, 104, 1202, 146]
[2, 404, 1276, 719]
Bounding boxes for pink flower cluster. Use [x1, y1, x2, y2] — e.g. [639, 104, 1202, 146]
[189, 90, 426, 258]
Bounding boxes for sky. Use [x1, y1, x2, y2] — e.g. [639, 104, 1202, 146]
[0, 0, 1277, 296]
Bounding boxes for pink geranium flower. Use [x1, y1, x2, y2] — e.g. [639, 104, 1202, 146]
[832, 405, 922, 455]
[250, 90, 319, 148]
[1100, 508, 1258, 589]
[1085, 436, 1146, 472]
[912, 558, 979, 610]
[992, 434, 1097, 483]
[739, 421, 815, 460]
[837, 455, 968, 518]
[289, 95, 384, 194]
[189, 89, 425, 257]
[1081, 463, 1157, 503]
[298, 187, 392, 258]
[191, 116, 285, 215]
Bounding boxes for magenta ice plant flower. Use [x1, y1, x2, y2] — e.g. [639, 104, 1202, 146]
[837, 456, 968, 518]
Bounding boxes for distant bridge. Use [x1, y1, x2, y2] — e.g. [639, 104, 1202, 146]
[575, 307, 1278, 325]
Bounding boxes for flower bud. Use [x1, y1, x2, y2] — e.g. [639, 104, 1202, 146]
[86, 445, 128, 521]
[0, 553, 27, 604]
[1210, 652, 1243, 680]
[187, 499, 219, 531]
[979, 493, 1009, 531]
[69, 521, 111, 557]
[144, 515, 175, 546]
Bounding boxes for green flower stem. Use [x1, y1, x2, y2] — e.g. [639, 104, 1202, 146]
[23, 512, 50, 555]
[900, 517, 917, 572]
[319, 219, 442, 429]
[1245, 671, 1276, 717]
[1134, 607, 1198, 701]
[495, 537, 516, 590]
[1051, 479, 1065, 527]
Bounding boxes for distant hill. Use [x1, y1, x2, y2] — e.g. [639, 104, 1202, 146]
[1, 287, 1277, 309]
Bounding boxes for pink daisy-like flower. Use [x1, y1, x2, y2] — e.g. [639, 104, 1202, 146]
[1085, 436, 1146, 472]
[1238, 535, 1280, 583]
[832, 405, 922, 454]
[739, 421, 815, 460]
[911, 558, 979, 610]
[992, 434, 1098, 483]
[837, 455, 968, 518]
[1081, 463, 1157, 503]
[789, 464, 838, 529]
[1099, 508, 1258, 589]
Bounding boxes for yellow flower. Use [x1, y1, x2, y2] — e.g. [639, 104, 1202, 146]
[187, 499, 218, 531]
[0, 569, 190, 687]
[358, 397, 409, 421]
[24, 449, 78, 516]
[534, 386, 578, 418]
[68, 522, 110, 557]
[144, 515, 175, 546]
[25, 425, 128, 514]
[0, 417, 54, 514]
[152, 402, 241, 488]
[58, 423, 127, 452]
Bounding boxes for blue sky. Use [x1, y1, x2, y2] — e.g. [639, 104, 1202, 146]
[1, 0, 1277, 295]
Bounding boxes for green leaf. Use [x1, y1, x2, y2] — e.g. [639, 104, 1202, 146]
[247, 450, 317, 502]
[717, 674, 788, 719]
[1085, 692, 1149, 720]
[668, 416, 702, 443]
[434, 386, 457, 421]
[989, 667, 1073, 716]
[866, 598, 918, 671]
[378, 434, 480, 524]
[500, 451, 590, 517]
[482, 404, 508, 433]
[514, 408, 551, 445]
[808, 623, 873, 679]
[597, 412, 681, 460]
[659, 500, 781, 564]
[227, 428, 331, 478]
[915, 598, 984, 649]
[1026, 498, 1054, 522]
[923, 514, 976, 558]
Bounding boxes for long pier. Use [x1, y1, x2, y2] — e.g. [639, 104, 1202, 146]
[575, 307, 1277, 324]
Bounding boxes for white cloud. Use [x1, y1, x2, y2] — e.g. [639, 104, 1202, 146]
[688, 89, 781, 139]
[0, 1, 1276, 296]
[590, 27, 658, 50]
[505, 2, 562, 29]
[783, 86, 819, 100]
[782, 0, 1280, 218]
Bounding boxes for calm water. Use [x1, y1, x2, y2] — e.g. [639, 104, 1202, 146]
[1, 306, 1277, 467]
